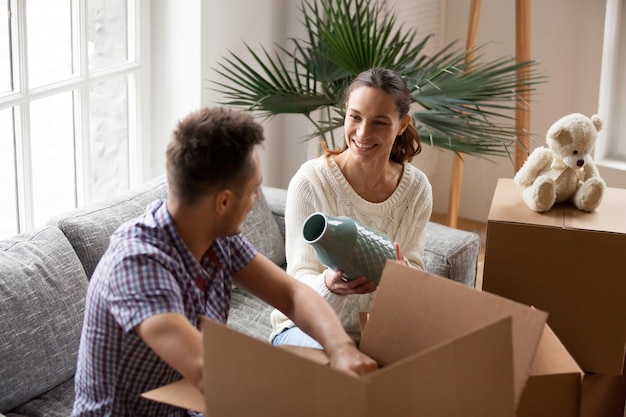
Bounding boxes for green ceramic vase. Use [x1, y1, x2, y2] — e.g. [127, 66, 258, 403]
[302, 212, 396, 286]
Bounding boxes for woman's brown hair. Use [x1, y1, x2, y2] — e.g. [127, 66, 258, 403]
[326, 67, 421, 163]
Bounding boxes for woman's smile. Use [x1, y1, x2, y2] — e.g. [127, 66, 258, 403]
[352, 139, 377, 150]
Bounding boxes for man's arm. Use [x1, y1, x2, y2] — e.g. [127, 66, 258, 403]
[234, 254, 378, 376]
[135, 313, 204, 392]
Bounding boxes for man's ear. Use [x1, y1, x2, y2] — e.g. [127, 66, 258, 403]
[214, 189, 234, 215]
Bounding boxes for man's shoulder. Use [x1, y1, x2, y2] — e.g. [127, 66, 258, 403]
[112, 200, 168, 242]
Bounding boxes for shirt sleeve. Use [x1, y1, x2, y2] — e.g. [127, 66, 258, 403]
[107, 251, 186, 333]
[221, 234, 257, 274]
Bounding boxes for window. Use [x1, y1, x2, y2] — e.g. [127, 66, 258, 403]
[0, 0, 144, 238]
[596, 0, 626, 169]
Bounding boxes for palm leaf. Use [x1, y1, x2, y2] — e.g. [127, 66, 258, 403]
[208, 0, 546, 157]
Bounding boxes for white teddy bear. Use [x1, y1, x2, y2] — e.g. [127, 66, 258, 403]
[514, 113, 606, 212]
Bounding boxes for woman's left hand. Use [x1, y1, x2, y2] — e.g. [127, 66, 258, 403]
[394, 242, 410, 267]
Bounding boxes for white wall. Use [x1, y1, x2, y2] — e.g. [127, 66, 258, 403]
[150, 0, 202, 175]
[434, 0, 620, 222]
[149, 0, 625, 222]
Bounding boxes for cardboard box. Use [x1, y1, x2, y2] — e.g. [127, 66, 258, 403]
[143, 262, 548, 417]
[580, 374, 626, 417]
[483, 178, 626, 375]
[580, 373, 626, 417]
[358, 303, 582, 417]
[517, 323, 583, 417]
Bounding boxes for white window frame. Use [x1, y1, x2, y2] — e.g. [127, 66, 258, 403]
[0, 0, 149, 235]
[596, 0, 626, 171]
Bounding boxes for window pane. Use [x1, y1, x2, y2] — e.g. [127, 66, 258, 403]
[612, 58, 626, 160]
[26, 0, 73, 88]
[0, 0, 16, 95]
[89, 76, 129, 201]
[88, 0, 129, 71]
[0, 108, 18, 238]
[30, 92, 76, 227]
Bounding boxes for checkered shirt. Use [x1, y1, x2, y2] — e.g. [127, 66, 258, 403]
[72, 200, 256, 417]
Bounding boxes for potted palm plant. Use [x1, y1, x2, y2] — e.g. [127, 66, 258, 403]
[211, 0, 544, 157]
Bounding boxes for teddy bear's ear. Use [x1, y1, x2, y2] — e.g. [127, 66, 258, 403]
[591, 114, 602, 132]
[551, 127, 573, 146]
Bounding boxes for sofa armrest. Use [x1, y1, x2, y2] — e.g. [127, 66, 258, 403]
[423, 222, 480, 287]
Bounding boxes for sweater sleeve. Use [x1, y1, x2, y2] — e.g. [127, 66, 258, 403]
[393, 166, 432, 271]
[284, 162, 348, 313]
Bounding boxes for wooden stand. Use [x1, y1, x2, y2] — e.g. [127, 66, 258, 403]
[447, 0, 532, 227]
[446, 0, 481, 228]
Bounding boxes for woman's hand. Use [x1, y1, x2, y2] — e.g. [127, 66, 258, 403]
[324, 268, 376, 295]
[394, 242, 410, 267]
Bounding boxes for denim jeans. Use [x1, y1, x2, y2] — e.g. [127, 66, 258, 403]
[272, 326, 323, 350]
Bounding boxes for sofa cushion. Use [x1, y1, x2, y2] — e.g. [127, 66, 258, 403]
[241, 190, 286, 267]
[0, 227, 87, 413]
[48, 176, 168, 279]
[4, 377, 74, 417]
[227, 287, 273, 341]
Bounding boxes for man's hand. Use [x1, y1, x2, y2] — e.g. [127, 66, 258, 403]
[326, 341, 378, 377]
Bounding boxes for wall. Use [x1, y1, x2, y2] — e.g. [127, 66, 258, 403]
[150, 0, 202, 176]
[434, 0, 610, 222]
[150, 0, 624, 223]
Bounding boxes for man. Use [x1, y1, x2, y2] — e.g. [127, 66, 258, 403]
[72, 107, 377, 416]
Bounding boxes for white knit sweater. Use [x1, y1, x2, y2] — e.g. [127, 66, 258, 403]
[270, 155, 433, 343]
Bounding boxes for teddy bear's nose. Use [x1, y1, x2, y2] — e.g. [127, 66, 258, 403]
[577, 160, 585, 167]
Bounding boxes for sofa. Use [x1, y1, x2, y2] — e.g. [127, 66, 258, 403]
[0, 175, 480, 416]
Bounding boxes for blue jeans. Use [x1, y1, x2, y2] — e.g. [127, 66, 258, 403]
[272, 326, 323, 350]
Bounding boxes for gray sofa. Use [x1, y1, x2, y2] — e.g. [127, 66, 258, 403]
[0, 175, 480, 416]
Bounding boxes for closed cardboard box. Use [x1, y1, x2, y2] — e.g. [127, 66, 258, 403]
[483, 178, 626, 375]
[144, 262, 548, 417]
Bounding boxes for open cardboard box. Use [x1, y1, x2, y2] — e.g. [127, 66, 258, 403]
[143, 261, 548, 417]
[483, 178, 626, 375]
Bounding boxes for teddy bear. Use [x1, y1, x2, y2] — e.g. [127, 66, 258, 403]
[513, 112, 606, 212]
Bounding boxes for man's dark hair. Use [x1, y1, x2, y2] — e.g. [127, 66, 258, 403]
[166, 107, 264, 204]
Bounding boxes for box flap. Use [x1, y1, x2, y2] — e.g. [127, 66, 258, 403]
[367, 317, 516, 417]
[201, 317, 370, 417]
[517, 325, 583, 417]
[141, 379, 204, 413]
[518, 373, 582, 417]
[277, 344, 330, 365]
[530, 323, 582, 376]
[361, 261, 548, 407]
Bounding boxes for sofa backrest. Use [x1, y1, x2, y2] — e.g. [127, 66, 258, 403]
[48, 176, 169, 279]
[49, 175, 286, 280]
[0, 226, 88, 413]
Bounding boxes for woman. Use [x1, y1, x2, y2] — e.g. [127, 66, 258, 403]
[270, 68, 433, 347]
